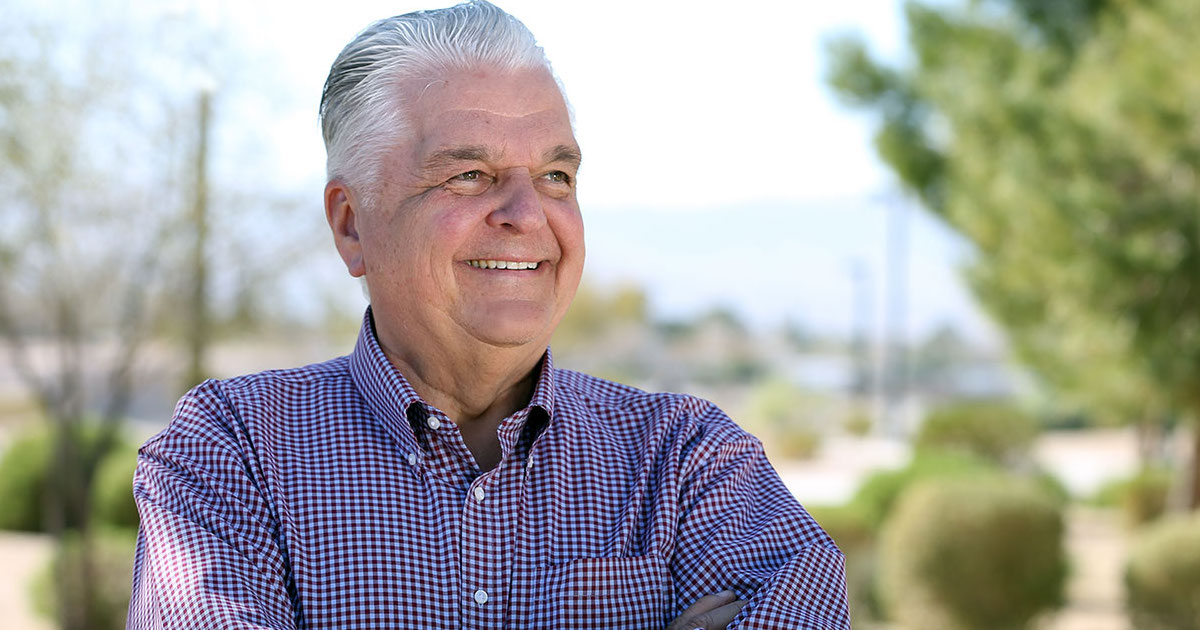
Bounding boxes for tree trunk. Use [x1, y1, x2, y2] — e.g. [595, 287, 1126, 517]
[1189, 416, 1200, 510]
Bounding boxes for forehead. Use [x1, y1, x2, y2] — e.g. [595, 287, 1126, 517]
[399, 68, 576, 159]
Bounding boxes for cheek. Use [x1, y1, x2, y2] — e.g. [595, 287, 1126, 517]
[555, 205, 586, 259]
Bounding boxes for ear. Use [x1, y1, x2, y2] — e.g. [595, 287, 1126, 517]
[325, 179, 366, 278]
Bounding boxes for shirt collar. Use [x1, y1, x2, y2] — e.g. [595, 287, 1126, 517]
[348, 308, 426, 450]
[348, 307, 557, 450]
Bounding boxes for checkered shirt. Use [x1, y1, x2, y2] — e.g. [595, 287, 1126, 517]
[128, 311, 850, 629]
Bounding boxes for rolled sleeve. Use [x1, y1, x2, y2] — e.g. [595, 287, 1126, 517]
[672, 406, 850, 629]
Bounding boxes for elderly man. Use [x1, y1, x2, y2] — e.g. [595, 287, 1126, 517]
[128, 2, 849, 629]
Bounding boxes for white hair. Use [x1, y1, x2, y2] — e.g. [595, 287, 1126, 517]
[319, 1, 555, 208]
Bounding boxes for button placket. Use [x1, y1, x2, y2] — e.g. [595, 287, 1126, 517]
[459, 461, 516, 629]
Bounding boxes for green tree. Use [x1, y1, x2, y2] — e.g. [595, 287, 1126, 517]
[827, 0, 1200, 506]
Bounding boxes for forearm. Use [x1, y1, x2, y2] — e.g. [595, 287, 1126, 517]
[725, 545, 850, 630]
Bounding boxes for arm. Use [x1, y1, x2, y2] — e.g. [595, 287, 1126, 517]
[128, 381, 297, 630]
[671, 405, 850, 630]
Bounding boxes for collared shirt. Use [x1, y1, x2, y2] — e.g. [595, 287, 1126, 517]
[128, 310, 849, 629]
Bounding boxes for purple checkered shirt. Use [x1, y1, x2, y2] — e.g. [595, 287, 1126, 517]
[128, 311, 849, 629]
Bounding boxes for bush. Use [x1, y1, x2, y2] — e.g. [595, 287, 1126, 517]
[30, 528, 137, 630]
[850, 452, 997, 531]
[807, 504, 882, 624]
[740, 379, 827, 461]
[1093, 468, 1171, 528]
[1125, 512, 1200, 629]
[92, 441, 141, 530]
[842, 411, 873, 437]
[915, 401, 1038, 465]
[0, 427, 139, 533]
[878, 477, 1067, 630]
[0, 430, 53, 532]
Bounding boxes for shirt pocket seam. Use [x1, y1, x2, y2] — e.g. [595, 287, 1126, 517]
[532, 554, 673, 629]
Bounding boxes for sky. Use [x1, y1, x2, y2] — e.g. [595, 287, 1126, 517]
[41, 0, 1002, 345]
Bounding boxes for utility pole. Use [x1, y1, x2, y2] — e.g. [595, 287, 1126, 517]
[849, 259, 872, 399]
[185, 89, 211, 390]
[881, 194, 910, 438]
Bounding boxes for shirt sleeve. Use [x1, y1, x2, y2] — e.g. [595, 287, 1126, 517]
[128, 381, 297, 630]
[671, 403, 851, 630]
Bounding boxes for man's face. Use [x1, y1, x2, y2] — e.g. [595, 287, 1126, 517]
[339, 67, 584, 352]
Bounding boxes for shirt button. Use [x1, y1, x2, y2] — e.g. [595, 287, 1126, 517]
[407, 452, 419, 466]
[426, 417, 441, 430]
[473, 486, 485, 502]
[473, 589, 489, 605]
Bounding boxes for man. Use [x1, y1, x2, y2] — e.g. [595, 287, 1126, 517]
[128, 2, 850, 628]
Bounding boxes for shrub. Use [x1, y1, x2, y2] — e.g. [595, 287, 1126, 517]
[740, 379, 827, 461]
[1093, 468, 1171, 528]
[850, 451, 996, 531]
[0, 430, 53, 532]
[878, 477, 1067, 630]
[0, 427, 139, 533]
[915, 401, 1038, 465]
[30, 528, 137, 630]
[807, 504, 882, 624]
[842, 411, 873, 437]
[92, 441, 141, 530]
[1125, 512, 1200, 629]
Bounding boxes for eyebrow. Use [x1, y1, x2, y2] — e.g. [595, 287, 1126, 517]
[421, 144, 583, 172]
[545, 144, 582, 169]
[422, 146, 492, 172]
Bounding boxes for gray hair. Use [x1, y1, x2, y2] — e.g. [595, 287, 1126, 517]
[319, 1, 554, 205]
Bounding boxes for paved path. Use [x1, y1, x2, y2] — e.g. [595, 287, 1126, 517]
[1044, 506, 1129, 630]
[0, 532, 53, 630]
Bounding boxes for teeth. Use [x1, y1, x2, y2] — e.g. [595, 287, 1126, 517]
[468, 260, 539, 270]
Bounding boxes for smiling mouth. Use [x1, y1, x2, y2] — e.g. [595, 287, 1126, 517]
[466, 259, 540, 270]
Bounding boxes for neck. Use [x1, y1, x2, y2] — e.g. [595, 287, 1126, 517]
[373, 315, 546, 428]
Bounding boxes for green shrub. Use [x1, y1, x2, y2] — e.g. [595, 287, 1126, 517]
[915, 401, 1038, 465]
[0, 427, 139, 533]
[850, 452, 997, 531]
[0, 430, 53, 532]
[1093, 468, 1171, 528]
[842, 411, 873, 437]
[30, 528, 137, 630]
[92, 441, 141, 530]
[1125, 512, 1200, 630]
[878, 477, 1067, 630]
[807, 504, 883, 624]
[740, 379, 827, 461]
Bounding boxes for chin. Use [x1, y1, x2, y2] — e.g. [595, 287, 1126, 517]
[468, 326, 548, 349]
[460, 302, 556, 349]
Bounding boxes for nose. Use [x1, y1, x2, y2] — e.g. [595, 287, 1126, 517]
[486, 169, 547, 233]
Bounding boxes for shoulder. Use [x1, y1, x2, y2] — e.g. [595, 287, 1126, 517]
[551, 368, 755, 448]
[146, 356, 353, 452]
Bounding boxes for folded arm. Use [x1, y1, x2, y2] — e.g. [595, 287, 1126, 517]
[671, 405, 850, 630]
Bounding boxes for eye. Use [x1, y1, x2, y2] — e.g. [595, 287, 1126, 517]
[544, 171, 572, 185]
[444, 169, 493, 195]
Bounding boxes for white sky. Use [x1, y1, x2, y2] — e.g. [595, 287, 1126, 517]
[216, 0, 907, 209]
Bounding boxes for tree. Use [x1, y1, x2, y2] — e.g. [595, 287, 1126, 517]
[0, 12, 190, 629]
[826, 0, 1200, 506]
[0, 4, 328, 627]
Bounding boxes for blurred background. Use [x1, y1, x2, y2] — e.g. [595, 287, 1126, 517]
[1, 0, 1198, 628]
